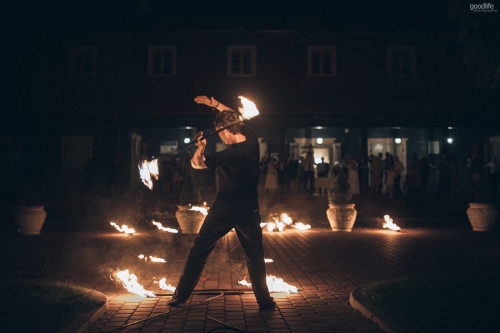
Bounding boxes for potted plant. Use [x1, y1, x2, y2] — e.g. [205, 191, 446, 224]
[15, 184, 47, 235]
[466, 178, 498, 231]
[175, 170, 206, 234]
[326, 170, 357, 231]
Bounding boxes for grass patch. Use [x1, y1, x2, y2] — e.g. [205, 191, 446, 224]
[357, 276, 500, 333]
[0, 282, 105, 333]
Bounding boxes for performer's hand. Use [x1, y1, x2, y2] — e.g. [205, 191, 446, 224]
[194, 131, 206, 147]
[194, 96, 218, 108]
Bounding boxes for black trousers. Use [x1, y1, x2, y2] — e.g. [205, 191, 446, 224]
[173, 209, 273, 306]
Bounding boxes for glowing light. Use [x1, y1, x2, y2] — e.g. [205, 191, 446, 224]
[152, 221, 179, 233]
[264, 258, 274, 263]
[238, 275, 299, 294]
[184, 138, 191, 144]
[317, 138, 323, 144]
[294, 222, 311, 231]
[110, 222, 135, 235]
[138, 159, 159, 190]
[154, 278, 176, 292]
[138, 254, 166, 263]
[383, 215, 401, 231]
[114, 269, 156, 298]
[395, 138, 402, 144]
[238, 96, 260, 120]
[447, 138, 453, 144]
[190, 205, 208, 216]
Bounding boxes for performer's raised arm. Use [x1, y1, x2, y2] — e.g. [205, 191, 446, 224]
[194, 95, 234, 112]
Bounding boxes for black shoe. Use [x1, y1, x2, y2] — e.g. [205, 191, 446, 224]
[259, 300, 276, 311]
[167, 299, 184, 307]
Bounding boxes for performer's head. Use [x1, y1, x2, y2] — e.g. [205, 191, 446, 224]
[213, 110, 242, 134]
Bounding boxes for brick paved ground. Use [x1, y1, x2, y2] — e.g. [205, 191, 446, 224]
[3, 218, 500, 332]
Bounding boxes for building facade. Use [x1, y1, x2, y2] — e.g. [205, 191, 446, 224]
[2, 28, 499, 195]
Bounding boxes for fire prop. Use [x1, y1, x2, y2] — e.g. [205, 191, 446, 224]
[189, 204, 209, 216]
[114, 269, 156, 298]
[152, 221, 179, 233]
[238, 275, 299, 294]
[138, 159, 159, 190]
[262, 213, 311, 232]
[138, 96, 260, 191]
[294, 222, 311, 231]
[138, 254, 167, 263]
[383, 215, 401, 231]
[110, 222, 135, 235]
[154, 277, 176, 292]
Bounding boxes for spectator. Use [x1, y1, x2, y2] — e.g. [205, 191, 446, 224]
[358, 156, 369, 194]
[287, 155, 299, 193]
[393, 156, 405, 197]
[484, 157, 499, 193]
[419, 156, 430, 196]
[302, 151, 316, 195]
[317, 157, 330, 177]
[370, 155, 383, 196]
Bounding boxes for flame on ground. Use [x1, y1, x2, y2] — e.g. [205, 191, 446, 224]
[264, 258, 274, 263]
[383, 215, 401, 231]
[154, 278, 176, 292]
[262, 213, 311, 232]
[138, 254, 166, 263]
[114, 269, 156, 298]
[138, 159, 159, 190]
[294, 222, 311, 231]
[238, 95, 260, 120]
[110, 222, 135, 234]
[152, 221, 179, 233]
[238, 275, 298, 294]
[190, 205, 208, 216]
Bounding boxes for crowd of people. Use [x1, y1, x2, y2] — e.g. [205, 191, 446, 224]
[155, 148, 500, 201]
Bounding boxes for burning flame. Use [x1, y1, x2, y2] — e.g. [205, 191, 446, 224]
[238, 95, 260, 120]
[383, 215, 401, 231]
[260, 222, 268, 228]
[264, 258, 274, 263]
[110, 222, 135, 234]
[138, 159, 159, 190]
[294, 222, 311, 231]
[280, 213, 293, 225]
[114, 269, 156, 298]
[138, 254, 166, 263]
[152, 221, 179, 233]
[190, 204, 208, 216]
[238, 275, 299, 294]
[154, 278, 176, 292]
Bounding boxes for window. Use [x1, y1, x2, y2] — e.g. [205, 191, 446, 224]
[68, 46, 96, 77]
[148, 46, 176, 76]
[227, 46, 256, 76]
[388, 46, 416, 77]
[308, 46, 336, 76]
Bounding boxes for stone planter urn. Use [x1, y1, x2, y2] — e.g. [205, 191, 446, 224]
[326, 171, 357, 231]
[15, 205, 47, 235]
[175, 205, 206, 234]
[466, 203, 498, 232]
[326, 203, 357, 232]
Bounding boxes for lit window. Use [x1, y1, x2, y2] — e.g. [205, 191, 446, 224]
[388, 46, 416, 77]
[148, 46, 176, 76]
[68, 46, 96, 77]
[227, 46, 256, 76]
[308, 46, 336, 76]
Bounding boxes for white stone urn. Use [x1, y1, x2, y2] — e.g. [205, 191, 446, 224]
[466, 203, 498, 232]
[15, 205, 47, 235]
[326, 203, 357, 232]
[175, 205, 206, 234]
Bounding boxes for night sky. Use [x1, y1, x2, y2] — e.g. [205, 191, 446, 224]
[3, 0, 451, 31]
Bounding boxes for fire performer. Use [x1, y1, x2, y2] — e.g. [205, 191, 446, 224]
[168, 96, 276, 311]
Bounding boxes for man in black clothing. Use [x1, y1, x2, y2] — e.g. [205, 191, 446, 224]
[168, 96, 275, 311]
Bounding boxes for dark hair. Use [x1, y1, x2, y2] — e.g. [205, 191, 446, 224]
[213, 110, 242, 134]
